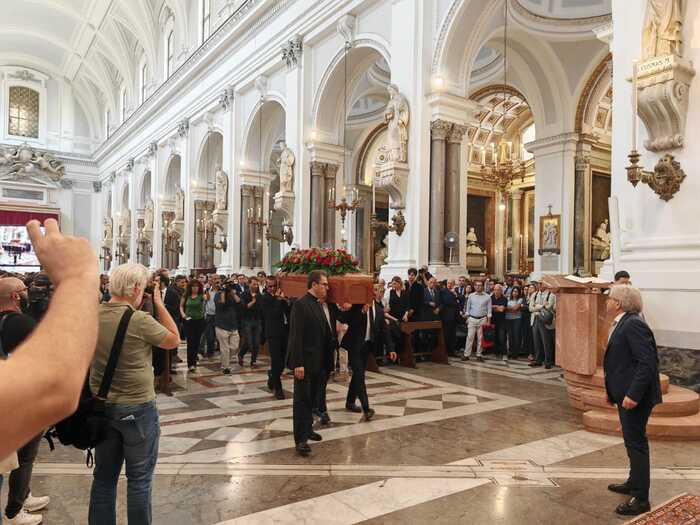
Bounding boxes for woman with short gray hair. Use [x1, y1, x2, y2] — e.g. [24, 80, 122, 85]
[88, 263, 180, 525]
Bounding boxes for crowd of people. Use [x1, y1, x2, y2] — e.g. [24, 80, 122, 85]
[0, 218, 658, 522]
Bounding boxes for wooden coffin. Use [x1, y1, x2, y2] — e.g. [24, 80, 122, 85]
[279, 273, 373, 304]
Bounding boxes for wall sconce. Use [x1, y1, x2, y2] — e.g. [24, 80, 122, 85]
[626, 151, 686, 202]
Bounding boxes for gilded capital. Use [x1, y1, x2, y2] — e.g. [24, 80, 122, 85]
[324, 164, 339, 179]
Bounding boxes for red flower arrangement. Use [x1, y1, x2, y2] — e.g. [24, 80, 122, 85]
[276, 248, 360, 275]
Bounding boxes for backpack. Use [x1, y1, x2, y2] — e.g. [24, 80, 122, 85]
[52, 308, 134, 465]
[539, 292, 554, 324]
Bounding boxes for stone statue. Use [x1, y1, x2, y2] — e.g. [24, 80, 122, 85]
[383, 84, 409, 163]
[144, 199, 154, 230]
[102, 216, 113, 243]
[375, 236, 388, 270]
[278, 144, 295, 193]
[591, 219, 611, 260]
[642, 0, 683, 60]
[175, 188, 185, 220]
[119, 210, 131, 238]
[466, 227, 484, 254]
[215, 167, 228, 211]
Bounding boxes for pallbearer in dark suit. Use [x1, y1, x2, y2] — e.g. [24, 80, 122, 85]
[603, 285, 662, 517]
[259, 277, 290, 400]
[339, 284, 397, 420]
[287, 270, 335, 457]
[438, 279, 459, 356]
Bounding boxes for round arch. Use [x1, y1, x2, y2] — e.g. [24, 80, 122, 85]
[241, 99, 286, 172]
[162, 154, 182, 197]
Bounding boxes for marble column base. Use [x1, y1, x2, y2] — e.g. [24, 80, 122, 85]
[428, 265, 467, 281]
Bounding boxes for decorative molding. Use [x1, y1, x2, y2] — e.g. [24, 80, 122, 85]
[177, 118, 189, 138]
[337, 14, 357, 44]
[126, 158, 135, 172]
[510, 0, 611, 25]
[8, 70, 39, 83]
[281, 35, 303, 69]
[574, 53, 612, 134]
[255, 75, 269, 98]
[93, 181, 102, 193]
[526, 132, 580, 152]
[218, 86, 234, 112]
[430, 119, 453, 141]
[447, 124, 468, 144]
[0, 143, 65, 181]
[148, 142, 158, 157]
[59, 178, 74, 189]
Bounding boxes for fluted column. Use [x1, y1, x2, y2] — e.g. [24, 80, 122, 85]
[240, 185, 254, 268]
[511, 190, 523, 272]
[429, 120, 451, 265]
[310, 161, 326, 247]
[445, 124, 466, 265]
[324, 164, 338, 247]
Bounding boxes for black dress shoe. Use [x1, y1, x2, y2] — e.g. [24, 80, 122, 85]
[461, 355, 469, 361]
[295, 443, 311, 456]
[345, 404, 362, 413]
[274, 389, 285, 400]
[266, 379, 274, 392]
[615, 497, 650, 516]
[308, 431, 323, 442]
[529, 362, 542, 367]
[607, 483, 631, 495]
[363, 408, 375, 422]
[320, 412, 331, 425]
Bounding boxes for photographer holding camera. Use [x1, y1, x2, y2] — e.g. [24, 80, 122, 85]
[25, 273, 51, 322]
[215, 278, 242, 374]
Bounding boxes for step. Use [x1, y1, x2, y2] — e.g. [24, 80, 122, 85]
[582, 409, 700, 440]
[564, 369, 670, 394]
[581, 385, 700, 417]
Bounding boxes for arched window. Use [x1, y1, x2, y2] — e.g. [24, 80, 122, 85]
[8, 86, 40, 138]
[140, 62, 148, 104]
[166, 30, 175, 77]
[200, 0, 211, 44]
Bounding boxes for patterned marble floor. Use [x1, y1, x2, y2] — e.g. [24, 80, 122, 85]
[8, 346, 700, 524]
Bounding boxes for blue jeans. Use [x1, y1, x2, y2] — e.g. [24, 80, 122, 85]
[240, 319, 262, 363]
[89, 401, 160, 525]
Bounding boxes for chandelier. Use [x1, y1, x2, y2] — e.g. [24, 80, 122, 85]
[478, 0, 526, 194]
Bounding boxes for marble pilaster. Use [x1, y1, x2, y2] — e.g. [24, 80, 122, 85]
[573, 148, 591, 273]
[445, 124, 466, 265]
[324, 164, 338, 247]
[310, 161, 326, 247]
[510, 190, 523, 273]
[429, 120, 451, 265]
[240, 185, 254, 268]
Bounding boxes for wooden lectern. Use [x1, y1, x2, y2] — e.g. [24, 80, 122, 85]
[542, 275, 700, 440]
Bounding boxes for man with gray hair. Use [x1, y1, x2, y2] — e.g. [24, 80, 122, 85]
[461, 280, 491, 362]
[603, 285, 661, 517]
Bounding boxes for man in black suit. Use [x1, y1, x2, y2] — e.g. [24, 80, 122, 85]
[164, 275, 186, 370]
[604, 285, 662, 516]
[259, 277, 290, 400]
[340, 285, 397, 419]
[438, 279, 460, 356]
[287, 270, 336, 456]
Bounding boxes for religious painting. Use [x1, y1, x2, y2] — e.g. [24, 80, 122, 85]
[590, 172, 611, 264]
[539, 214, 561, 255]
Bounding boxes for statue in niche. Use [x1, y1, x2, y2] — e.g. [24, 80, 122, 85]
[102, 216, 113, 244]
[642, 0, 683, 60]
[382, 84, 409, 163]
[175, 189, 185, 220]
[278, 144, 295, 193]
[466, 227, 484, 255]
[144, 199, 154, 230]
[591, 219, 611, 261]
[215, 167, 228, 211]
[375, 236, 388, 270]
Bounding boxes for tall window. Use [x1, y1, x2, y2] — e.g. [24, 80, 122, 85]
[8, 86, 40, 138]
[105, 109, 111, 138]
[166, 31, 175, 77]
[140, 63, 148, 104]
[121, 88, 127, 122]
[200, 0, 211, 44]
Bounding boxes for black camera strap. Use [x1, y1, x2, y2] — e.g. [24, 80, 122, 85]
[96, 307, 135, 400]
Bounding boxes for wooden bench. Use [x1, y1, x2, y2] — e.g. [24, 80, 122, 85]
[399, 320, 448, 368]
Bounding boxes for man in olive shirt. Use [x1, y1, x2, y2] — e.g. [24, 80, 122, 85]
[88, 263, 179, 525]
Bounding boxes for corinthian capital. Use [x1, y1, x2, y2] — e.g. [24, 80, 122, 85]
[430, 119, 452, 141]
[448, 124, 468, 144]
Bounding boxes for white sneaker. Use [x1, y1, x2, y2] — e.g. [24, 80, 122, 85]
[5, 509, 43, 525]
[24, 493, 50, 512]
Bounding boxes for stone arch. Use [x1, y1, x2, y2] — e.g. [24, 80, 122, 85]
[196, 131, 223, 186]
[312, 41, 390, 145]
[241, 100, 286, 172]
[163, 154, 182, 197]
[139, 169, 152, 208]
[574, 52, 612, 136]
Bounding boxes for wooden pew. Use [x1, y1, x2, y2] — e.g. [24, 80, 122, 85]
[399, 320, 448, 368]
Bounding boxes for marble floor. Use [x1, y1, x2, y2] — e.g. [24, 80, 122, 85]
[5, 349, 700, 524]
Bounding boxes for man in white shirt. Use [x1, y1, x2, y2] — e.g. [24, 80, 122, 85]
[461, 281, 491, 362]
[528, 281, 556, 369]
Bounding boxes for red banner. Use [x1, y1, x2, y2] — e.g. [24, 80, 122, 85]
[0, 208, 60, 226]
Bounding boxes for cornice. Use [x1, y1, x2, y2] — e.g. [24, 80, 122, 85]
[510, 0, 611, 26]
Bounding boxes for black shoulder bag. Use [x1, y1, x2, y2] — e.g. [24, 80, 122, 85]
[53, 307, 134, 464]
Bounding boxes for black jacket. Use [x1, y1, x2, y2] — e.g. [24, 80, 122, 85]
[258, 293, 290, 339]
[388, 289, 408, 320]
[164, 285, 183, 320]
[406, 281, 425, 319]
[339, 302, 389, 354]
[438, 288, 459, 322]
[286, 293, 338, 373]
[604, 313, 662, 407]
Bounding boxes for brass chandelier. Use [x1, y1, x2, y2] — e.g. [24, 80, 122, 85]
[478, 0, 526, 194]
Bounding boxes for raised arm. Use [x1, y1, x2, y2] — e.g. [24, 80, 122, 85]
[0, 219, 99, 459]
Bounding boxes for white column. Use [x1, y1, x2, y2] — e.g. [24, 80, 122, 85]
[128, 173, 138, 264]
[287, 46, 309, 247]
[230, 95, 242, 272]
[380, 0, 433, 282]
[179, 132, 193, 275]
[527, 132, 578, 278]
[218, 100, 235, 274]
[150, 150, 161, 270]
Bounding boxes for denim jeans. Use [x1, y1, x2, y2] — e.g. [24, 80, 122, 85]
[5, 431, 43, 518]
[89, 401, 160, 525]
[239, 319, 262, 363]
